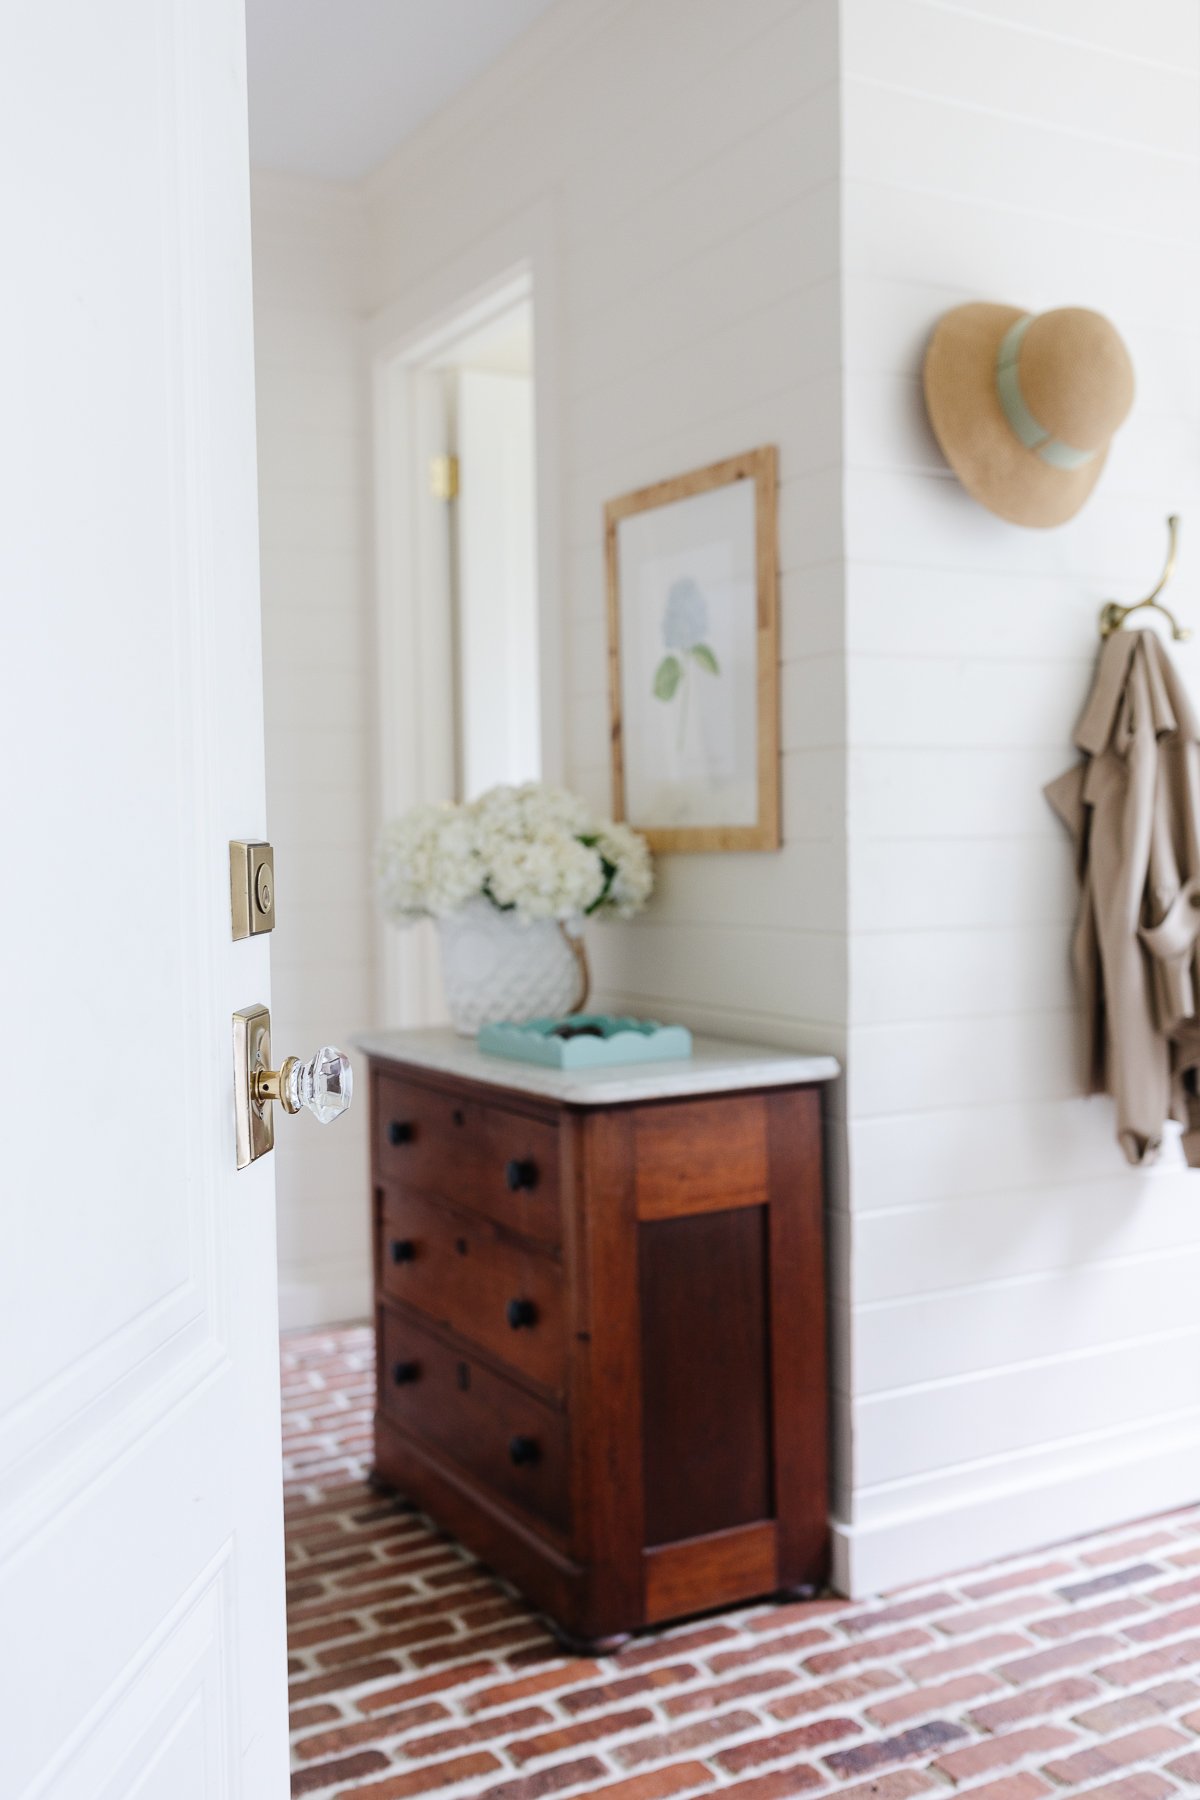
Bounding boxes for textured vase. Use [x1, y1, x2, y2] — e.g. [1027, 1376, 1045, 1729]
[437, 898, 589, 1036]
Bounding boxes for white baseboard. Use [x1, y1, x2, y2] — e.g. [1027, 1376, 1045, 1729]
[832, 1423, 1200, 1598]
[277, 1262, 371, 1332]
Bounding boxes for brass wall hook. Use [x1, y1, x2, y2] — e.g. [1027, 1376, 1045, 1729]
[1099, 514, 1191, 642]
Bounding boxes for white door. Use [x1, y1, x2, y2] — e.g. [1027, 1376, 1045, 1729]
[456, 369, 540, 797]
[1, 3, 289, 1795]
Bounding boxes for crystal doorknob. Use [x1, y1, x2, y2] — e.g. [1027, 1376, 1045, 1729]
[233, 1005, 353, 1168]
[255, 1046, 353, 1123]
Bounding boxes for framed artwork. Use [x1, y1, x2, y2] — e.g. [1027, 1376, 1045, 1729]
[605, 446, 780, 853]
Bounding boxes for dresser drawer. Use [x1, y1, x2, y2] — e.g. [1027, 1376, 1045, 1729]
[380, 1190, 566, 1395]
[379, 1306, 568, 1536]
[374, 1071, 560, 1245]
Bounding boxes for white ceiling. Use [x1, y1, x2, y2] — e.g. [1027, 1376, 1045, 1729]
[245, 0, 560, 181]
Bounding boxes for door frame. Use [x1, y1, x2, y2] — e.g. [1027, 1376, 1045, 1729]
[367, 199, 564, 1029]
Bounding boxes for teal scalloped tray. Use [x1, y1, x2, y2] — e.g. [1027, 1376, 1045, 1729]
[478, 1013, 693, 1069]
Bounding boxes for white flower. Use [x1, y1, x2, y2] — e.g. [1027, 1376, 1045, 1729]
[375, 782, 653, 927]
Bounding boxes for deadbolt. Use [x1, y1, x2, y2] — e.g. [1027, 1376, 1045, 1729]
[230, 840, 276, 939]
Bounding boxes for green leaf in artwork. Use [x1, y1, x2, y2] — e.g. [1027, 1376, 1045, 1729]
[690, 643, 720, 675]
[653, 654, 682, 700]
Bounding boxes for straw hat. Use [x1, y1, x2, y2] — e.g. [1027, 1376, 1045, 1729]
[923, 303, 1135, 528]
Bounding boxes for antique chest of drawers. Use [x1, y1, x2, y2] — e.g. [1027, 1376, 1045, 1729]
[357, 1026, 838, 1650]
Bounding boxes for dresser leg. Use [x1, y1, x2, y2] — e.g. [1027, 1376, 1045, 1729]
[776, 1581, 823, 1603]
[365, 1466, 393, 1494]
[550, 1622, 632, 1657]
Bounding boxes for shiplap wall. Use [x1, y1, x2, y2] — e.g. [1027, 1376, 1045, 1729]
[835, 0, 1200, 1594]
[366, 0, 846, 1063]
[252, 172, 375, 1328]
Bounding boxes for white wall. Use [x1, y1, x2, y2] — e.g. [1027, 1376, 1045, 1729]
[251, 172, 374, 1328]
[835, 0, 1200, 1594]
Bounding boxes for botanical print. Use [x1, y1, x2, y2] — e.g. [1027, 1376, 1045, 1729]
[654, 576, 721, 753]
[617, 479, 759, 831]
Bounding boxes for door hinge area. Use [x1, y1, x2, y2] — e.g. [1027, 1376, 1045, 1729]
[430, 453, 459, 501]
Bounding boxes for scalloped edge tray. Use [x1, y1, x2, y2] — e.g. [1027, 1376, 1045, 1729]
[478, 1013, 694, 1069]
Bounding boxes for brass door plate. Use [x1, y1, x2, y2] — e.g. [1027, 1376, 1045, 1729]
[234, 1003, 274, 1169]
[230, 840, 275, 939]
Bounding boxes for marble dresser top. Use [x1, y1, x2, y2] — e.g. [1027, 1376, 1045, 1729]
[353, 1025, 840, 1108]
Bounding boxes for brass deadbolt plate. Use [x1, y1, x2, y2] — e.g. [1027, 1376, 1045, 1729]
[234, 1003, 274, 1169]
[230, 840, 275, 939]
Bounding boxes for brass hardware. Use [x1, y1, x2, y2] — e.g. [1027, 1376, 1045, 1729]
[430, 453, 459, 501]
[230, 841, 276, 939]
[1099, 515, 1191, 643]
[233, 1003, 275, 1169]
[255, 1056, 300, 1113]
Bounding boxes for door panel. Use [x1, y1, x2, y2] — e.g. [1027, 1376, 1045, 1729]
[0, 1, 287, 1793]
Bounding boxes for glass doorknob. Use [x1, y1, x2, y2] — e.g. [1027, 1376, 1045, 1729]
[255, 1046, 353, 1123]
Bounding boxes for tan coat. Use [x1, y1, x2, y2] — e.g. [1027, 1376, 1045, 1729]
[1046, 629, 1200, 1166]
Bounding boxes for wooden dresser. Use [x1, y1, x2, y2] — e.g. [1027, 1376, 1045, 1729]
[356, 1027, 838, 1651]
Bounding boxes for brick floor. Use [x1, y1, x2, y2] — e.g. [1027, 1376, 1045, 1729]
[283, 1325, 1200, 1797]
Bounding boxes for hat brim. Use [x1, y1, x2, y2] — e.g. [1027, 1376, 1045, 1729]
[923, 302, 1107, 529]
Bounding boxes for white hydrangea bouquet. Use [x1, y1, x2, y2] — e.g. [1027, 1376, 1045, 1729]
[376, 783, 652, 1034]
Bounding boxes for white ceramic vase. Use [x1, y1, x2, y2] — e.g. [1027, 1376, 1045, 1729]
[437, 897, 589, 1036]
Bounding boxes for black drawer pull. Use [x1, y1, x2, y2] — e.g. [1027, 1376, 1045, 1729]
[389, 1239, 415, 1265]
[505, 1158, 538, 1192]
[387, 1120, 413, 1146]
[509, 1434, 540, 1467]
[506, 1297, 537, 1330]
[392, 1360, 420, 1385]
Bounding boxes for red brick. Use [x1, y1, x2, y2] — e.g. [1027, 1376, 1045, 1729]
[1147, 1573, 1200, 1605]
[959, 1560, 1074, 1601]
[290, 1750, 388, 1795]
[338, 1754, 507, 1799]
[464, 1662, 603, 1714]
[356, 1661, 495, 1713]
[398, 1707, 554, 1759]
[831, 1776, 938, 1800]
[968, 1674, 1101, 1732]
[560, 1665, 699, 1714]
[289, 1703, 341, 1731]
[1082, 1531, 1176, 1566]
[824, 1718, 968, 1781]
[663, 1668, 795, 1716]
[408, 1622, 548, 1667]
[842, 1591, 958, 1635]
[1074, 1679, 1200, 1733]
[476, 1758, 610, 1800]
[288, 1658, 401, 1701]
[956, 1778, 1053, 1800]
[934, 1723, 1077, 1783]
[1042, 1724, 1190, 1786]
[507, 1708, 656, 1765]
[616, 1710, 762, 1769]
[588, 1766, 717, 1800]
[768, 1666, 901, 1720]
[1097, 1638, 1200, 1684]
[288, 1615, 365, 1651]
[1058, 1780, 1176, 1800]
[1029, 1595, 1150, 1639]
[294, 1702, 450, 1760]
[715, 1716, 862, 1773]
[867, 1672, 1002, 1728]
[716, 1770, 825, 1800]
[707, 1627, 834, 1673]
[1056, 1561, 1163, 1602]
[317, 1619, 457, 1666]
[934, 1595, 1049, 1638]
[995, 1633, 1124, 1684]
[804, 1626, 935, 1676]
[1168, 1544, 1200, 1568]
[616, 1626, 737, 1668]
[1166, 1752, 1200, 1784]
[1124, 1600, 1200, 1642]
[745, 1598, 850, 1632]
[902, 1632, 1033, 1683]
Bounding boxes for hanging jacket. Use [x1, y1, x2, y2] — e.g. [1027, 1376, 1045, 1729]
[1046, 628, 1200, 1166]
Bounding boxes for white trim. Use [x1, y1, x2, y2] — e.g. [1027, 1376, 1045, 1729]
[832, 1420, 1200, 1598]
[367, 199, 565, 1029]
[276, 1268, 371, 1334]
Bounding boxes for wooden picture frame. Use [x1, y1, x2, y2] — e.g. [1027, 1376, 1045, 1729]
[605, 446, 779, 854]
